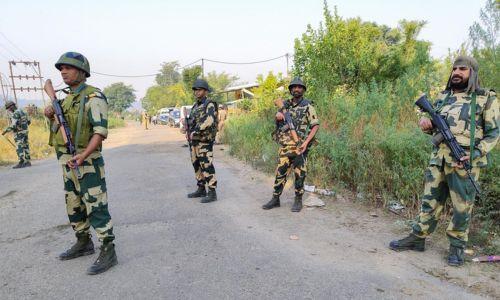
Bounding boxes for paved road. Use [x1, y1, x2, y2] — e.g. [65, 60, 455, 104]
[0, 123, 492, 299]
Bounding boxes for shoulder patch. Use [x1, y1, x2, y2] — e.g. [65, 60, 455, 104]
[87, 91, 107, 102]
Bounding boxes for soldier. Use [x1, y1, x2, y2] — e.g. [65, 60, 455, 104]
[44, 52, 117, 275]
[262, 77, 320, 212]
[2, 100, 31, 168]
[142, 111, 149, 130]
[389, 56, 499, 266]
[215, 104, 228, 144]
[186, 78, 219, 203]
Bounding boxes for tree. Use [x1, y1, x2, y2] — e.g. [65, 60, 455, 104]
[469, 0, 499, 90]
[103, 82, 136, 113]
[293, 1, 432, 92]
[182, 65, 203, 90]
[141, 82, 190, 114]
[206, 71, 238, 103]
[156, 61, 181, 86]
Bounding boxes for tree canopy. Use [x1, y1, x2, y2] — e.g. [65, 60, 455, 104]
[103, 82, 136, 113]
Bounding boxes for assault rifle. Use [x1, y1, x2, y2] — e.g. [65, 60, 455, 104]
[274, 98, 299, 144]
[44, 79, 81, 178]
[415, 94, 481, 194]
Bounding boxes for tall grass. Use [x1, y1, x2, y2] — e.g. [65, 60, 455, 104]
[0, 118, 53, 165]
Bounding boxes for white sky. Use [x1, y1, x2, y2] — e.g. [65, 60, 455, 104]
[0, 0, 484, 105]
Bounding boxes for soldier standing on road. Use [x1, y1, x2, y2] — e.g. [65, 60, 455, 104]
[262, 77, 320, 212]
[215, 104, 228, 144]
[142, 111, 149, 130]
[186, 78, 219, 203]
[44, 52, 117, 275]
[389, 56, 499, 266]
[2, 101, 31, 169]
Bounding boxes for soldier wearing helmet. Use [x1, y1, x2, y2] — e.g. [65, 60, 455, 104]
[2, 100, 31, 168]
[186, 78, 219, 203]
[390, 56, 499, 266]
[43, 52, 117, 274]
[262, 77, 320, 212]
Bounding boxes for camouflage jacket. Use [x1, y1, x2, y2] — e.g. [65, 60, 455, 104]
[430, 89, 499, 168]
[276, 98, 319, 147]
[188, 97, 218, 144]
[49, 83, 108, 164]
[3, 108, 30, 135]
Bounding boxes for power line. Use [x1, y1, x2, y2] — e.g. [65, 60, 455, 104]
[179, 58, 202, 69]
[91, 71, 158, 78]
[0, 32, 41, 77]
[204, 54, 287, 65]
[0, 32, 31, 58]
[0, 50, 10, 61]
[0, 44, 21, 60]
[89, 54, 288, 78]
[91, 58, 204, 78]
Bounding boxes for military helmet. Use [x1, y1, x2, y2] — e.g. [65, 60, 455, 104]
[55, 52, 91, 77]
[4, 100, 16, 110]
[288, 77, 307, 91]
[192, 78, 211, 92]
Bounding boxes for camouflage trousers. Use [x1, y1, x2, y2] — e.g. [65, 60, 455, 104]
[14, 132, 30, 163]
[412, 163, 480, 248]
[61, 155, 114, 244]
[190, 142, 217, 189]
[273, 146, 308, 197]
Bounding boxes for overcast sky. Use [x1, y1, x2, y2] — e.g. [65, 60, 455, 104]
[0, 0, 485, 105]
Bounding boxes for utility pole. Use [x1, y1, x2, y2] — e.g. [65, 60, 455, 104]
[8, 60, 46, 107]
[8, 61, 17, 103]
[201, 58, 205, 78]
[285, 53, 290, 77]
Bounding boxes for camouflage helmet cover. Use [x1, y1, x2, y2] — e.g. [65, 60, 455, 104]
[55, 52, 91, 77]
[4, 100, 16, 110]
[288, 77, 307, 91]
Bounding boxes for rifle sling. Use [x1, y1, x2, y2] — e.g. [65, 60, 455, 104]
[74, 84, 87, 152]
[469, 93, 477, 160]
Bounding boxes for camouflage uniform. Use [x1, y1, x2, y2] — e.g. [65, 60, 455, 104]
[188, 97, 218, 190]
[215, 106, 227, 144]
[412, 89, 499, 247]
[3, 108, 31, 164]
[49, 83, 115, 245]
[273, 98, 319, 197]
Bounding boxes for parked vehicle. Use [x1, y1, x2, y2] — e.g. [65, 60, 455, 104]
[168, 109, 181, 127]
[157, 107, 175, 125]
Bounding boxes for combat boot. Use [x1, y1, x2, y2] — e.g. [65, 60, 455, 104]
[24, 161, 31, 167]
[200, 188, 217, 203]
[59, 234, 95, 260]
[262, 196, 280, 210]
[389, 234, 425, 252]
[291, 195, 303, 212]
[12, 162, 24, 169]
[447, 245, 465, 266]
[187, 186, 206, 198]
[87, 243, 118, 275]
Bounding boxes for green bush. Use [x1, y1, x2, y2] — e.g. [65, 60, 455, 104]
[224, 1, 499, 247]
[108, 117, 126, 129]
